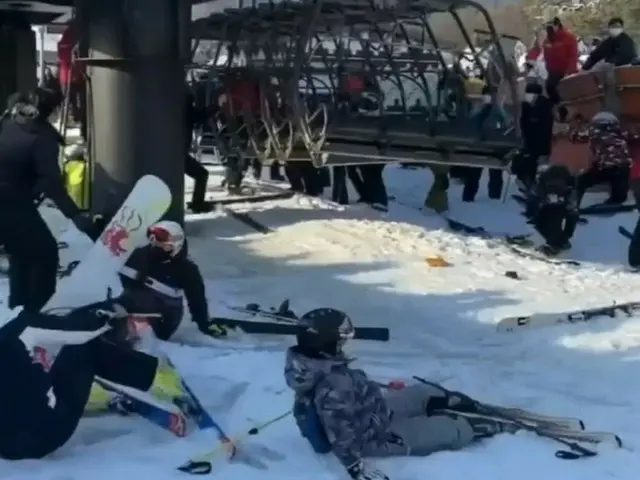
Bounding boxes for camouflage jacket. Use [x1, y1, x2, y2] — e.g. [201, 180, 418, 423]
[584, 123, 638, 170]
[284, 347, 392, 468]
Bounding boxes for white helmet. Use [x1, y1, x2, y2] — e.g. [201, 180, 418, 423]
[147, 220, 185, 257]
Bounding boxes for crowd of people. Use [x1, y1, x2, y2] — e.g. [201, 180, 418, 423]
[509, 16, 640, 258]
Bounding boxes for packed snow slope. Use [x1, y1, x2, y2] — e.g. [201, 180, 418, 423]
[2, 165, 640, 480]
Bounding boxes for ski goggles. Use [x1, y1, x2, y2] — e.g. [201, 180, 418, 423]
[147, 226, 184, 251]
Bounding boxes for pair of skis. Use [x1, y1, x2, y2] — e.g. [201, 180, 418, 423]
[207, 300, 390, 342]
[445, 217, 581, 267]
[411, 377, 623, 458]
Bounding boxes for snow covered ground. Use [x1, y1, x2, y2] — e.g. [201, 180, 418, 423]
[2, 164, 640, 479]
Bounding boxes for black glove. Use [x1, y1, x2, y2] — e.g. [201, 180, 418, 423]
[347, 460, 389, 480]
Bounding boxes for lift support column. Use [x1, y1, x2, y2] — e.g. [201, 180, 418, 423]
[81, 0, 190, 221]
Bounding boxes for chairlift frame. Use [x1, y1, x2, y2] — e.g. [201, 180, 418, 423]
[188, 0, 520, 171]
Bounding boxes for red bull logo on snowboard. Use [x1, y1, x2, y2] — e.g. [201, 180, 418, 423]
[100, 206, 143, 257]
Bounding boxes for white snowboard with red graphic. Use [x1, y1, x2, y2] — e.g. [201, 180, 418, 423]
[45, 175, 172, 310]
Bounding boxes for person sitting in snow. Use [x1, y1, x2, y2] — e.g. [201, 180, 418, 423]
[524, 164, 579, 255]
[0, 300, 184, 459]
[116, 220, 222, 340]
[284, 308, 519, 480]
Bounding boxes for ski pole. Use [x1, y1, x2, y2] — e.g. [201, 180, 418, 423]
[177, 410, 292, 475]
[413, 376, 597, 460]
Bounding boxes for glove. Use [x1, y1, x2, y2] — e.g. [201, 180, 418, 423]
[347, 460, 389, 480]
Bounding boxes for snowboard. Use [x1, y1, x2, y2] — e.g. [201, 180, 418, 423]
[496, 301, 640, 333]
[44, 175, 172, 310]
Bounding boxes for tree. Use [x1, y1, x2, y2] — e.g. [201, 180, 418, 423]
[520, 0, 640, 38]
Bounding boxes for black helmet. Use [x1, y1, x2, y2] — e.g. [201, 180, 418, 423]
[296, 308, 355, 357]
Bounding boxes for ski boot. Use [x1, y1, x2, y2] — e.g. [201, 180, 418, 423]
[149, 357, 186, 402]
[85, 381, 112, 413]
[461, 414, 522, 439]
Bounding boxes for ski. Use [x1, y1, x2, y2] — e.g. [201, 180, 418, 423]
[481, 404, 584, 431]
[96, 378, 190, 437]
[165, 358, 222, 432]
[533, 426, 623, 448]
[446, 218, 581, 266]
[497, 301, 640, 333]
[504, 241, 581, 267]
[444, 217, 532, 245]
[219, 301, 390, 341]
[208, 316, 390, 342]
[580, 202, 635, 216]
[619, 225, 633, 240]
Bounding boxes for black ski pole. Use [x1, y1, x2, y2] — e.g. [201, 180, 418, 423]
[412, 376, 596, 460]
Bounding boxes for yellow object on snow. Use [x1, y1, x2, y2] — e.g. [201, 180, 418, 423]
[425, 255, 451, 267]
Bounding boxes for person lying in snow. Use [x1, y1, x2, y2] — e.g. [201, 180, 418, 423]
[116, 220, 223, 340]
[524, 164, 579, 255]
[0, 300, 184, 459]
[284, 308, 519, 480]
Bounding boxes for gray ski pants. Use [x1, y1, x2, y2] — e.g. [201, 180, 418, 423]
[363, 384, 475, 458]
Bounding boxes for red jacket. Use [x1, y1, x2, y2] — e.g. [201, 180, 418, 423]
[535, 29, 578, 76]
[224, 79, 261, 115]
[526, 47, 541, 63]
[57, 24, 84, 86]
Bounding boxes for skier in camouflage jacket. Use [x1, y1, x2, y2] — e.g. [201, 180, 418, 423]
[573, 111, 639, 205]
[285, 344, 518, 480]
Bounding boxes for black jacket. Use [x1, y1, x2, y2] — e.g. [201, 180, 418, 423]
[0, 111, 79, 218]
[119, 243, 209, 337]
[520, 96, 554, 158]
[582, 33, 637, 70]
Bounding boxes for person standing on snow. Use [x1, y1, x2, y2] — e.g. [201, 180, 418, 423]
[285, 308, 519, 480]
[530, 18, 578, 121]
[582, 18, 637, 70]
[117, 220, 220, 340]
[0, 301, 184, 460]
[0, 89, 96, 312]
[512, 83, 555, 191]
[184, 91, 211, 213]
[57, 20, 87, 142]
